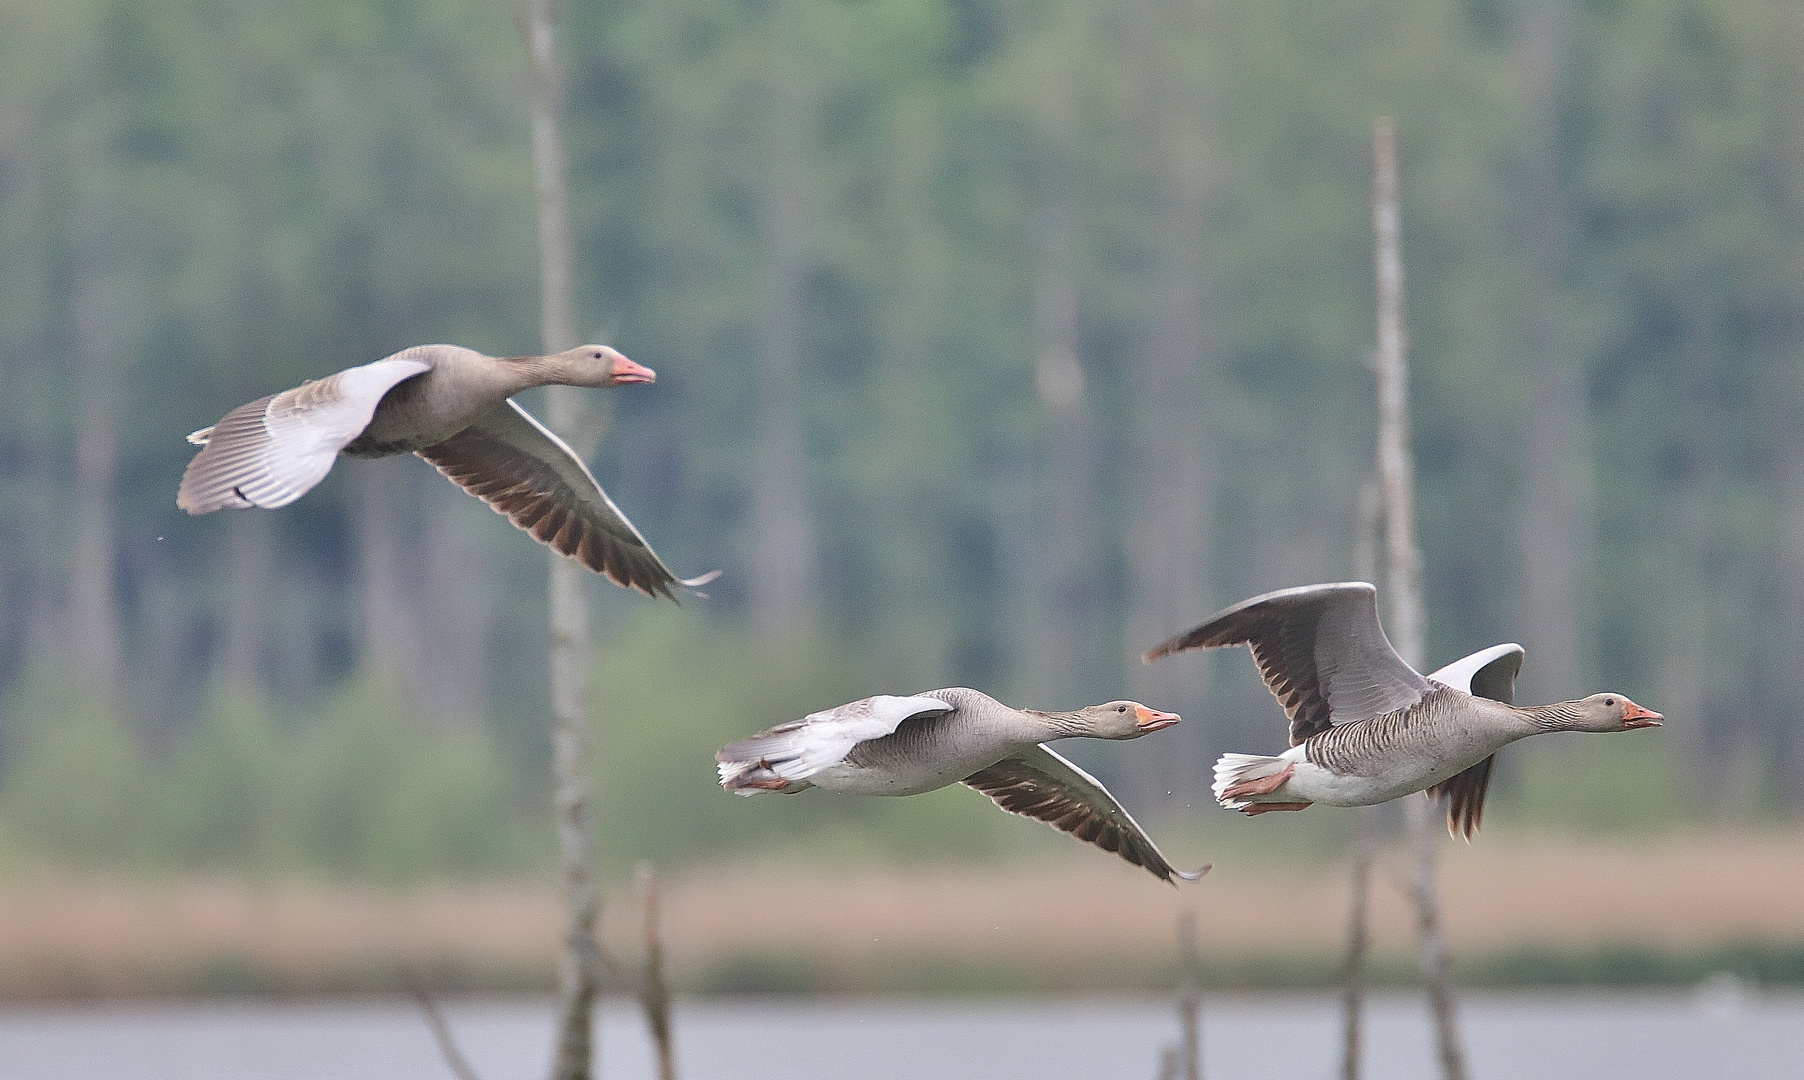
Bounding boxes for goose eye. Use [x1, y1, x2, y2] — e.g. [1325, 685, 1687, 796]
[1604, 697, 1616, 707]
[1117, 705, 1128, 712]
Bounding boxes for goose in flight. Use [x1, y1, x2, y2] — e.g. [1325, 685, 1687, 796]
[717, 687, 1208, 883]
[178, 344, 716, 599]
[1144, 582, 1661, 836]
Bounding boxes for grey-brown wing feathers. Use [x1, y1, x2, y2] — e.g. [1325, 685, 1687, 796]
[416, 399, 718, 601]
[961, 745, 1209, 885]
[177, 357, 432, 513]
[1144, 582, 1432, 745]
[1426, 755, 1494, 839]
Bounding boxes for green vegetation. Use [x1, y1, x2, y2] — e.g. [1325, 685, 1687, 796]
[0, 0, 1801, 881]
[0, 607, 1730, 880]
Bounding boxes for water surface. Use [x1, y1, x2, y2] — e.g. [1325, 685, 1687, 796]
[1, 990, 1797, 1079]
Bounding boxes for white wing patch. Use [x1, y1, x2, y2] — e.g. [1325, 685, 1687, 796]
[717, 694, 953, 794]
[1427, 643, 1524, 695]
[177, 356, 432, 514]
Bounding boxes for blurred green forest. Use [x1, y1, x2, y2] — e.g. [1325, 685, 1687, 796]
[0, 0, 1801, 881]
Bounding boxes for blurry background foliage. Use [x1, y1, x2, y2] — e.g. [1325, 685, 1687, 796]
[0, 0, 1799, 882]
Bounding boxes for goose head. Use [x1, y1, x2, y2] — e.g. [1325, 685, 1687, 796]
[1565, 693, 1663, 732]
[1074, 701, 1182, 740]
[554, 345, 657, 387]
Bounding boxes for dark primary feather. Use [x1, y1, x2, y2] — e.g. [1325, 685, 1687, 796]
[416, 401, 715, 600]
[1145, 582, 1432, 745]
[1425, 644, 1520, 837]
[1426, 755, 1494, 839]
[961, 746, 1208, 885]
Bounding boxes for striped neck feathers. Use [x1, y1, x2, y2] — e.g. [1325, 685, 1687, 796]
[1519, 699, 1586, 732]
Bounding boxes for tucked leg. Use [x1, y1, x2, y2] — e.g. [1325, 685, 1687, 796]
[1222, 761, 1295, 800]
[1242, 801, 1313, 815]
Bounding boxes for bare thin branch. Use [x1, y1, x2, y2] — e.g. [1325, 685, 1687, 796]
[1340, 808, 1374, 1080]
[521, 2, 602, 1078]
[402, 967, 485, 1080]
[637, 863, 679, 1080]
[1176, 907, 1202, 1080]
[1371, 114, 1468, 1080]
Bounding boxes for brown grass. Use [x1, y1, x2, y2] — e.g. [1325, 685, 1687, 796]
[1, 832, 1800, 997]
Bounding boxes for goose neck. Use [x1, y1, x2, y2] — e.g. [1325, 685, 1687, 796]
[1518, 700, 1584, 732]
[1019, 709, 1089, 739]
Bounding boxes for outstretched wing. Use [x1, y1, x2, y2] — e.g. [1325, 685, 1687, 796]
[717, 695, 954, 794]
[416, 400, 718, 601]
[1425, 642, 1525, 838]
[1144, 581, 1432, 745]
[178, 357, 432, 513]
[962, 745, 1209, 885]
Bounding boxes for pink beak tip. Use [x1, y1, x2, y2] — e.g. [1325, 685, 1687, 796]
[611, 356, 657, 384]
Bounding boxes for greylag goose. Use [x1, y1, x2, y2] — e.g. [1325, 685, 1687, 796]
[1143, 582, 1662, 836]
[178, 344, 717, 599]
[717, 688, 1209, 883]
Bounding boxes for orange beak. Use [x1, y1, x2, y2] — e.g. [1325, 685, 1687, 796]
[1135, 705, 1181, 733]
[610, 353, 656, 385]
[1622, 702, 1663, 729]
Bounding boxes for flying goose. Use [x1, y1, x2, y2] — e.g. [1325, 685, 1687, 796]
[178, 344, 716, 599]
[717, 687, 1209, 883]
[1143, 582, 1662, 836]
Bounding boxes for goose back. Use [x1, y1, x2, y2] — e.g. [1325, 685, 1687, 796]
[1145, 582, 1432, 745]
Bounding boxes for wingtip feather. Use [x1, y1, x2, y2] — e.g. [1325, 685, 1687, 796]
[1172, 863, 1212, 884]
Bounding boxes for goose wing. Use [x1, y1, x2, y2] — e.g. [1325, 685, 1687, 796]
[1144, 581, 1434, 745]
[717, 694, 954, 793]
[177, 356, 433, 513]
[962, 745, 1210, 884]
[415, 399, 718, 600]
[1425, 643, 1525, 838]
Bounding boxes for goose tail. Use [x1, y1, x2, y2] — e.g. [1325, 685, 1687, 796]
[1211, 752, 1291, 810]
[716, 757, 811, 795]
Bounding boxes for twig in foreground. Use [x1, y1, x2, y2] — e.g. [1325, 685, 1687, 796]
[401, 965, 484, 1080]
[638, 862, 679, 1080]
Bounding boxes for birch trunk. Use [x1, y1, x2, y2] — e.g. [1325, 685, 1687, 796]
[1514, 0, 1592, 703]
[356, 458, 423, 692]
[523, 3, 602, 1077]
[1372, 116, 1467, 1080]
[1018, 206, 1096, 707]
[1339, 479, 1381, 1080]
[1176, 907, 1203, 1080]
[69, 273, 129, 706]
[748, 2, 816, 636]
[1128, 106, 1217, 807]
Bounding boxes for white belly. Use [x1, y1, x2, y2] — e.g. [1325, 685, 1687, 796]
[1284, 748, 1493, 807]
[808, 750, 1004, 797]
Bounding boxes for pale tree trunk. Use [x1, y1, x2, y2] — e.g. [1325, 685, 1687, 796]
[1372, 116, 1467, 1080]
[1176, 907, 1203, 1080]
[419, 491, 492, 735]
[1127, 102, 1218, 808]
[1514, 0, 1593, 703]
[876, 98, 954, 677]
[356, 458, 424, 694]
[523, 3, 603, 1077]
[1339, 478, 1380, 1080]
[1664, 311, 1719, 807]
[220, 512, 275, 692]
[355, 440, 489, 734]
[1776, 376, 1804, 805]
[69, 272, 133, 706]
[1016, 205, 1097, 707]
[748, 2, 816, 637]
